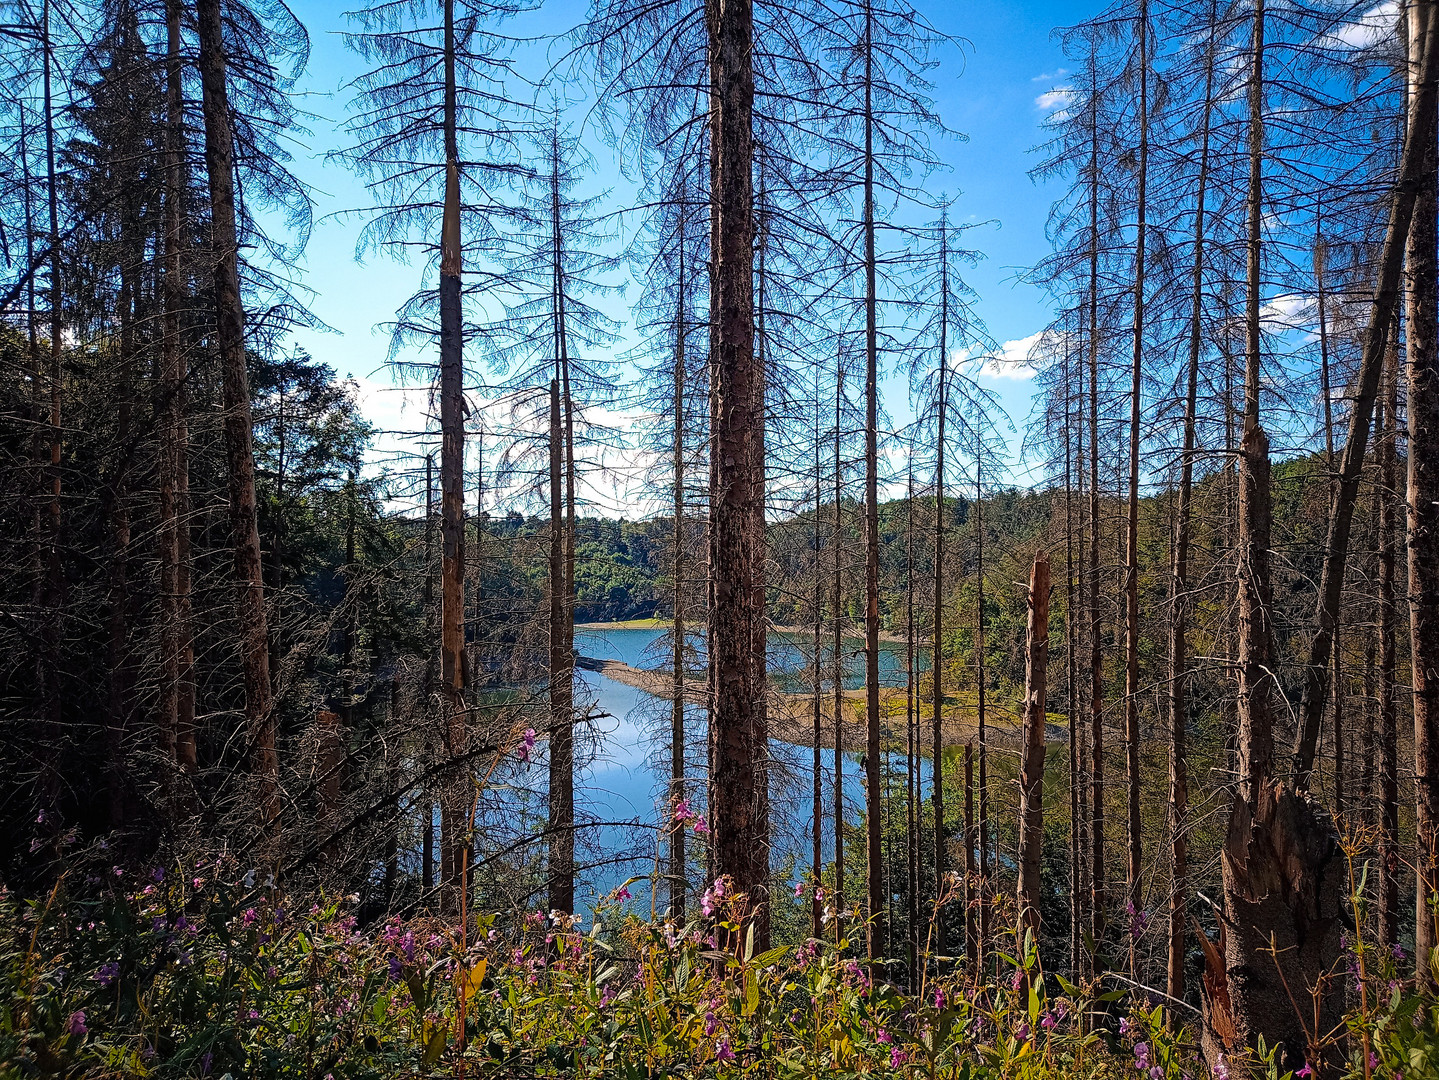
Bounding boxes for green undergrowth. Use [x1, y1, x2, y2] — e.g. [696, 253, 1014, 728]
[0, 855, 1428, 1080]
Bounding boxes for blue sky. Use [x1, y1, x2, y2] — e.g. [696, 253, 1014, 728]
[278, 0, 1092, 506]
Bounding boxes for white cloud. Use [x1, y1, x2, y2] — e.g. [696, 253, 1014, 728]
[1321, 1, 1398, 51]
[968, 332, 1044, 380]
[1034, 88, 1074, 114]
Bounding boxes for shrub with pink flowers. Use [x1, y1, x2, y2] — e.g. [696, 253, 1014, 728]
[0, 858, 1410, 1080]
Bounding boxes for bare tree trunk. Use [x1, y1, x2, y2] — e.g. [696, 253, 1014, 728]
[906, 474, 917, 978]
[160, 0, 196, 781]
[812, 436, 823, 938]
[964, 742, 976, 974]
[1168, 5, 1215, 1005]
[423, 454, 435, 894]
[1067, 360, 1086, 980]
[932, 235, 948, 962]
[976, 459, 990, 969]
[1408, 0, 1439, 985]
[33, 0, 65, 816]
[859, 0, 884, 964]
[1124, 1, 1149, 981]
[709, 0, 768, 944]
[195, 0, 277, 833]
[1017, 554, 1050, 944]
[547, 378, 574, 914]
[1380, 347, 1401, 948]
[833, 371, 845, 931]
[1086, 42, 1106, 953]
[436, 0, 469, 914]
[105, 240, 137, 828]
[673, 252, 688, 921]
[1204, 3, 1345, 1063]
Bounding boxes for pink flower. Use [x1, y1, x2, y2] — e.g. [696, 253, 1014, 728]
[891, 1048, 909, 1068]
[68, 1011, 87, 1036]
[673, 798, 694, 823]
[1297, 1066, 1313, 1080]
[693, 817, 709, 835]
[517, 728, 537, 763]
[877, 1029, 892, 1044]
[715, 1038, 736, 1063]
[242, 908, 257, 926]
[795, 881, 805, 898]
[615, 885, 632, 902]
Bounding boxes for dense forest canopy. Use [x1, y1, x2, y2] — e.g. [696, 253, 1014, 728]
[1, 0, 1438, 1075]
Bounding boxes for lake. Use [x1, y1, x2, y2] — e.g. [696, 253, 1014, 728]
[563, 625, 933, 915]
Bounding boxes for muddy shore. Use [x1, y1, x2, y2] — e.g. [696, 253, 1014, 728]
[575, 655, 1064, 752]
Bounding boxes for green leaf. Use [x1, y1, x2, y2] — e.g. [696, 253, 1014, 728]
[422, 1027, 446, 1067]
[744, 967, 760, 1017]
[752, 945, 790, 970]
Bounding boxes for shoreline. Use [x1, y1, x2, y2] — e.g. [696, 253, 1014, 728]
[577, 654, 1064, 752]
[576, 620, 922, 646]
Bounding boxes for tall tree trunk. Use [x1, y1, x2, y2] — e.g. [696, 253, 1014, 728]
[105, 239, 138, 828]
[1017, 553, 1050, 947]
[964, 741, 976, 975]
[1407, 0, 1439, 985]
[195, 0, 278, 833]
[1317, 213, 1344, 818]
[932, 227, 948, 963]
[860, 0, 884, 964]
[905, 472, 917, 976]
[1168, 6, 1215, 1005]
[436, 0, 469, 914]
[423, 455, 435, 894]
[673, 248, 688, 921]
[1124, 2, 1149, 980]
[548, 378, 573, 914]
[709, 0, 768, 944]
[812, 428, 824, 938]
[160, 0, 195, 780]
[1086, 42, 1106, 954]
[1066, 354, 1085, 980]
[1204, 2, 1344, 1064]
[976, 459, 990, 970]
[1380, 348, 1401, 947]
[34, 0, 64, 816]
[833, 369, 845, 931]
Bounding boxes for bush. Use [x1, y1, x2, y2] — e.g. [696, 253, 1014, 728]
[0, 856, 1344, 1079]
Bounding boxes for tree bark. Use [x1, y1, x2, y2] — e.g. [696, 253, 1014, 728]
[1380, 348, 1401, 948]
[1124, 1, 1149, 981]
[673, 245, 688, 921]
[709, 0, 768, 944]
[860, 0, 884, 965]
[436, 0, 469, 915]
[833, 369, 845, 931]
[1086, 41, 1106, 954]
[932, 227, 948, 962]
[548, 378, 574, 914]
[1168, 2, 1216, 1005]
[976, 458, 990, 968]
[1204, 3, 1345, 1065]
[1408, 0, 1439, 986]
[195, 0, 278, 833]
[1017, 553, 1050, 942]
[160, 0, 196, 780]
